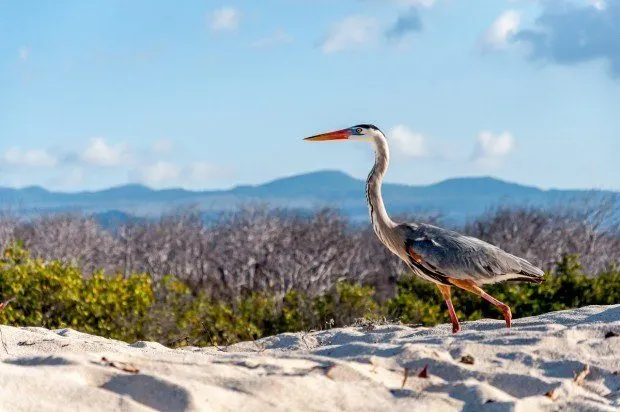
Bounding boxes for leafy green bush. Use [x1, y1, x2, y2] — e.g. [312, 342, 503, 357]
[280, 289, 315, 332]
[0, 244, 618, 347]
[0, 244, 153, 341]
[312, 282, 384, 329]
[387, 273, 446, 325]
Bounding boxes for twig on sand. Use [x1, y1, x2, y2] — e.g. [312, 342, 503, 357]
[200, 326, 228, 352]
[213, 343, 228, 352]
[0, 327, 8, 355]
[248, 328, 266, 354]
[573, 364, 590, 386]
[0, 297, 15, 356]
[544, 390, 559, 401]
[300, 332, 312, 351]
[100, 357, 140, 374]
[460, 355, 475, 365]
[401, 363, 429, 389]
[401, 368, 409, 389]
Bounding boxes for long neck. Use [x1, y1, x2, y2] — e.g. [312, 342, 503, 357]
[366, 133, 395, 239]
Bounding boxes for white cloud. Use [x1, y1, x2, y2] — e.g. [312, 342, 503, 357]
[483, 10, 521, 49]
[135, 161, 231, 188]
[252, 30, 294, 49]
[388, 125, 426, 157]
[19, 47, 29, 61]
[210, 7, 240, 31]
[189, 162, 228, 182]
[3, 147, 57, 167]
[589, 0, 606, 10]
[472, 131, 515, 165]
[81, 138, 127, 167]
[151, 139, 173, 154]
[141, 161, 181, 185]
[321, 16, 381, 54]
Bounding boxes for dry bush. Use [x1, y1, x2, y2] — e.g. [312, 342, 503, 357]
[0, 207, 404, 299]
[0, 212, 17, 252]
[10, 214, 121, 274]
[0, 198, 618, 301]
[463, 195, 620, 274]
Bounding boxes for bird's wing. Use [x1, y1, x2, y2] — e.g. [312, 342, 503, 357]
[398, 223, 544, 283]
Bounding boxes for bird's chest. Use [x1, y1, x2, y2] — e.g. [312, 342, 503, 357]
[374, 227, 406, 261]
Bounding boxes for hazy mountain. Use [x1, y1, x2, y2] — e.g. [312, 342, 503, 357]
[0, 171, 616, 224]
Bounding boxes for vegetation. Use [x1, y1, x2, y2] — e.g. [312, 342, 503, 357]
[0, 203, 617, 345]
[0, 244, 153, 342]
[0, 203, 618, 304]
[1, 244, 617, 347]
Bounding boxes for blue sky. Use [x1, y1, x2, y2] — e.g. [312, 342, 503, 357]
[1, 0, 619, 192]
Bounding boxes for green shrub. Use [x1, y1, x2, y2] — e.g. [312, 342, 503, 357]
[0, 244, 153, 341]
[0, 244, 618, 347]
[280, 289, 314, 331]
[143, 274, 195, 345]
[319, 281, 384, 326]
[387, 273, 447, 325]
[182, 296, 258, 346]
[278, 282, 384, 332]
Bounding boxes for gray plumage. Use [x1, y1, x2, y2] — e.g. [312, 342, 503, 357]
[356, 123, 544, 287]
[397, 222, 544, 285]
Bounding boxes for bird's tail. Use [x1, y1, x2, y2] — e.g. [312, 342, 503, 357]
[511, 258, 545, 284]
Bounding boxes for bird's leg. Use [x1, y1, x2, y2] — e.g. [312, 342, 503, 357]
[448, 279, 512, 328]
[437, 284, 460, 333]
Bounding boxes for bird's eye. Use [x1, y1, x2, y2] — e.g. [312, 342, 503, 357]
[356, 128, 363, 134]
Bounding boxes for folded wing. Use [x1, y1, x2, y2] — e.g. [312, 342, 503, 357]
[399, 223, 544, 285]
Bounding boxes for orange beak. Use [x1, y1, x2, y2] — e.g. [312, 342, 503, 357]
[303, 128, 351, 141]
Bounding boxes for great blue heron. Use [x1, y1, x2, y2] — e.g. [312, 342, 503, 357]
[304, 124, 544, 333]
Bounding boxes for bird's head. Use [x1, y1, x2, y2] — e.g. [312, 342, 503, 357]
[303, 124, 382, 143]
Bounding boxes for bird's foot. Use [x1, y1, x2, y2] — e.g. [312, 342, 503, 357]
[443, 297, 461, 333]
[502, 306, 512, 328]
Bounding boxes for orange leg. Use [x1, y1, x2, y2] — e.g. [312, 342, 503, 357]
[449, 279, 512, 328]
[437, 284, 460, 333]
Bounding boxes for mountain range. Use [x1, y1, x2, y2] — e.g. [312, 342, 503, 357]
[0, 171, 617, 224]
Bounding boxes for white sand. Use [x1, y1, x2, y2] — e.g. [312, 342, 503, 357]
[0, 305, 618, 412]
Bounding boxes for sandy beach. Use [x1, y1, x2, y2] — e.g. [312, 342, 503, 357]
[0, 305, 618, 411]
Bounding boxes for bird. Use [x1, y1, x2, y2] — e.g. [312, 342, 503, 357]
[304, 124, 544, 333]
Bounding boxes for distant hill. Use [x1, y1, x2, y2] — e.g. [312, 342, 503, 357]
[0, 171, 617, 224]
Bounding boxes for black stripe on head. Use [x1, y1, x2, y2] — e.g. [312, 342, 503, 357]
[353, 124, 380, 131]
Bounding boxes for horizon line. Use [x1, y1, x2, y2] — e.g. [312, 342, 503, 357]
[1, 170, 618, 195]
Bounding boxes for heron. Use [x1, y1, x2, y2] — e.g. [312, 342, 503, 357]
[304, 124, 544, 333]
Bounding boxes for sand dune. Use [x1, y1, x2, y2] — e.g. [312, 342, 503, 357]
[0, 305, 618, 411]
